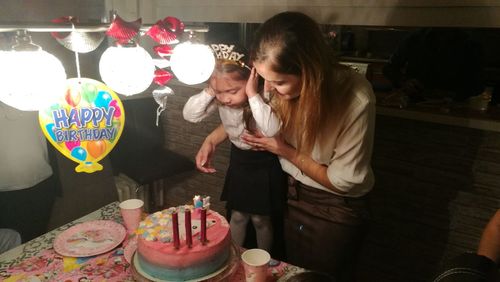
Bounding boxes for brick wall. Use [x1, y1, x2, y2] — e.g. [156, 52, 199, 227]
[160, 84, 230, 215]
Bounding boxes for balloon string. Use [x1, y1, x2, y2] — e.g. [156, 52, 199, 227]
[71, 22, 81, 80]
[156, 104, 165, 127]
[75, 51, 81, 80]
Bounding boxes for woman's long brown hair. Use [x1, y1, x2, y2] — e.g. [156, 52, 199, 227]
[251, 11, 349, 154]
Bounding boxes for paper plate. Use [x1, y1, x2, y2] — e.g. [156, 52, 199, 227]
[53, 220, 126, 257]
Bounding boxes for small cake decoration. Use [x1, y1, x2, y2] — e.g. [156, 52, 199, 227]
[137, 197, 213, 248]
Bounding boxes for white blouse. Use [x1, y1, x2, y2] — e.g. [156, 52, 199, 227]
[280, 72, 376, 198]
[183, 89, 281, 150]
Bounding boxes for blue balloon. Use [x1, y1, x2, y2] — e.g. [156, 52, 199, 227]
[71, 146, 87, 161]
[94, 90, 112, 108]
[45, 123, 56, 142]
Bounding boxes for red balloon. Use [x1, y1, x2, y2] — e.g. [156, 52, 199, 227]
[153, 45, 173, 58]
[146, 17, 184, 44]
[154, 69, 173, 86]
[65, 88, 81, 107]
[106, 15, 141, 45]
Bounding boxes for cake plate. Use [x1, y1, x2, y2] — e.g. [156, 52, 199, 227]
[131, 243, 240, 282]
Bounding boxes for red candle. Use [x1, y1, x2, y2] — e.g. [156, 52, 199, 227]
[172, 210, 180, 249]
[185, 208, 192, 248]
[200, 207, 207, 245]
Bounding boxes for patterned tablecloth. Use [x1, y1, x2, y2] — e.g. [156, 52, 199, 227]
[0, 202, 304, 281]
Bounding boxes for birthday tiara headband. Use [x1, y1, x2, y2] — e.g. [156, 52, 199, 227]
[211, 44, 251, 70]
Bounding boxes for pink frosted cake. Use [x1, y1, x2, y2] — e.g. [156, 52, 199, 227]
[135, 205, 231, 281]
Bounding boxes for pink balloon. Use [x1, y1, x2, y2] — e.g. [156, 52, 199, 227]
[110, 100, 122, 117]
[65, 140, 81, 151]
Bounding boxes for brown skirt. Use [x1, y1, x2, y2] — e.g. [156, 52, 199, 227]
[284, 177, 371, 282]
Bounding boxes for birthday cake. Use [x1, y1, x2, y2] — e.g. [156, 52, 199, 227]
[135, 199, 231, 281]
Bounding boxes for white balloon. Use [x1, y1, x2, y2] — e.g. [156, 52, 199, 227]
[99, 45, 155, 96]
[0, 50, 67, 111]
[170, 42, 215, 85]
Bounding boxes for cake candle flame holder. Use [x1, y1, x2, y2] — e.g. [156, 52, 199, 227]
[170, 209, 180, 249]
[185, 206, 193, 248]
[201, 207, 207, 245]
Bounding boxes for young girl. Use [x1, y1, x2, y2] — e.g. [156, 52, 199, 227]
[182, 43, 287, 254]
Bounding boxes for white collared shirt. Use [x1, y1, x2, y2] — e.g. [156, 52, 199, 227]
[280, 72, 376, 197]
[183, 89, 281, 150]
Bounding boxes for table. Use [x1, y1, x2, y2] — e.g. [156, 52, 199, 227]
[0, 202, 305, 281]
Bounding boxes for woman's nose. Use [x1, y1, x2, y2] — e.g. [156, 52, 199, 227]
[264, 81, 274, 92]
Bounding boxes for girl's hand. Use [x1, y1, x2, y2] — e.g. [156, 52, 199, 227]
[241, 130, 288, 156]
[195, 139, 217, 173]
[245, 67, 259, 98]
[205, 87, 216, 97]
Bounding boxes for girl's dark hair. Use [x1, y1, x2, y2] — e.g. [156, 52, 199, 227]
[212, 50, 256, 132]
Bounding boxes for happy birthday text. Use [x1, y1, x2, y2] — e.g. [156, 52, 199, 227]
[211, 44, 245, 61]
[51, 107, 117, 142]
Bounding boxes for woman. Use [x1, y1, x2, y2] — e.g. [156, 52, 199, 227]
[242, 11, 376, 281]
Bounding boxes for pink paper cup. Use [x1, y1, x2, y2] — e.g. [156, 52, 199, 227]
[119, 199, 144, 235]
[241, 248, 270, 282]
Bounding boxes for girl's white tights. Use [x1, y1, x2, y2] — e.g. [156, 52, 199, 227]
[230, 210, 273, 252]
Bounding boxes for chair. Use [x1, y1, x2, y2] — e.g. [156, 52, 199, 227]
[109, 95, 195, 213]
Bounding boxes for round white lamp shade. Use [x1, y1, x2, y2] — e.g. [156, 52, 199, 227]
[0, 50, 67, 111]
[99, 45, 155, 96]
[170, 42, 215, 85]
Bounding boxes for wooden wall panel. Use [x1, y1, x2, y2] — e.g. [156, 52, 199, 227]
[357, 115, 500, 282]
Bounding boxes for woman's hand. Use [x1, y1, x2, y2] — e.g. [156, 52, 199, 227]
[195, 139, 217, 173]
[243, 131, 341, 192]
[241, 130, 291, 157]
[245, 67, 259, 98]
